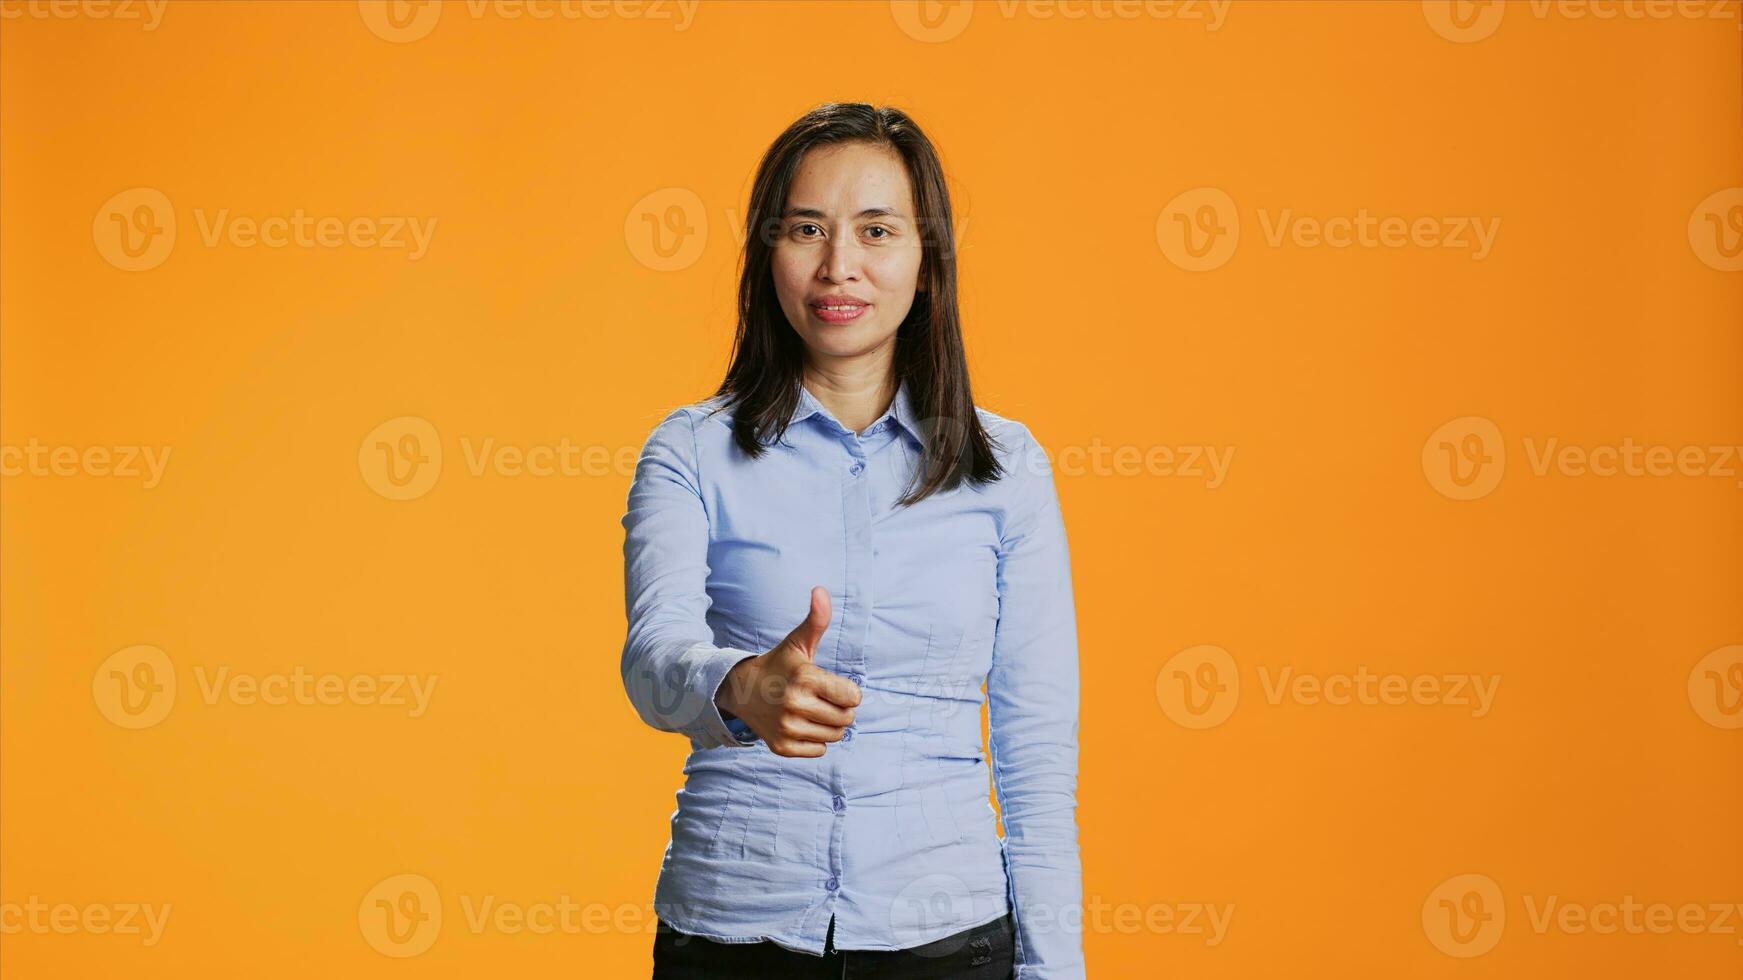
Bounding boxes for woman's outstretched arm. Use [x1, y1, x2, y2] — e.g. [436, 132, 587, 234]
[620, 407, 760, 750]
[988, 423, 1086, 979]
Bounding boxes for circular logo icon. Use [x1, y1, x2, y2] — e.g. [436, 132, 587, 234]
[889, 0, 975, 43]
[1157, 187, 1239, 272]
[359, 873, 442, 957]
[357, 0, 442, 43]
[93, 188, 176, 272]
[889, 872, 975, 951]
[1422, 873, 1505, 957]
[359, 416, 442, 501]
[1157, 644, 1239, 729]
[1687, 187, 1743, 272]
[625, 657, 715, 734]
[93, 644, 177, 729]
[1688, 644, 1743, 730]
[1422, 416, 1505, 501]
[625, 188, 708, 272]
[1421, 0, 1505, 43]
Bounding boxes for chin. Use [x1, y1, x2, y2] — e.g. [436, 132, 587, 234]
[793, 313, 868, 339]
[815, 322, 890, 349]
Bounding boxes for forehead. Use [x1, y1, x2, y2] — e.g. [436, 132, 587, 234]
[786, 142, 914, 214]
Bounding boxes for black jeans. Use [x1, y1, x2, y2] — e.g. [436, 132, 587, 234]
[652, 910, 1016, 979]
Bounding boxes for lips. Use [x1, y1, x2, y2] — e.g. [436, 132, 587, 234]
[810, 295, 870, 324]
[811, 296, 869, 311]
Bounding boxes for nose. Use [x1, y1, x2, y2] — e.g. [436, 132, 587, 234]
[819, 236, 863, 283]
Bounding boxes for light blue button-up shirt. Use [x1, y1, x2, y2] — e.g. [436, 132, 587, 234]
[620, 376, 1084, 978]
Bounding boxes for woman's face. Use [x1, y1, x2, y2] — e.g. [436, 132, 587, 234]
[770, 141, 925, 369]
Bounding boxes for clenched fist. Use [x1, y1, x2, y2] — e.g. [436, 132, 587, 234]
[714, 586, 863, 758]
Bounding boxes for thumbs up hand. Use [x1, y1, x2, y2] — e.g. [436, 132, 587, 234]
[715, 586, 863, 758]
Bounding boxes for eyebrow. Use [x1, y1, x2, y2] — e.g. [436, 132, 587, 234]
[782, 206, 907, 221]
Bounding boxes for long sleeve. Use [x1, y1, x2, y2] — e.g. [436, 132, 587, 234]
[987, 424, 1086, 978]
[620, 407, 761, 750]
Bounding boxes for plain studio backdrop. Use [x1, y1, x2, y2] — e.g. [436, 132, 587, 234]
[2, 1, 1740, 977]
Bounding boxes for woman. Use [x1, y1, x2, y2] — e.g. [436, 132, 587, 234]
[621, 103, 1083, 979]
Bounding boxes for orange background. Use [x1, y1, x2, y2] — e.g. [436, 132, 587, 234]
[4, 0, 1741, 976]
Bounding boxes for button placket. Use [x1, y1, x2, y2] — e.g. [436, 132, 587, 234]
[847, 431, 867, 476]
[824, 436, 877, 912]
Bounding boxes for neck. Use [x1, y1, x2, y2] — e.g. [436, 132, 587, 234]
[802, 365, 897, 436]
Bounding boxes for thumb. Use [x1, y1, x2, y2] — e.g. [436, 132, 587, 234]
[784, 585, 832, 660]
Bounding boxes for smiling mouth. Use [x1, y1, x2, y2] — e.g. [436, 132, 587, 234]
[811, 302, 869, 323]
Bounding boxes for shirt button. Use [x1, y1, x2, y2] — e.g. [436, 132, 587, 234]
[842, 728, 853, 741]
[832, 795, 846, 812]
[826, 876, 839, 891]
[849, 461, 864, 475]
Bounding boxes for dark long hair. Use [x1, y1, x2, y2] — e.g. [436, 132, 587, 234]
[709, 102, 1004, 507]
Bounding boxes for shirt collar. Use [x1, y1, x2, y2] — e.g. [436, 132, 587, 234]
[788, 376, 921, 444]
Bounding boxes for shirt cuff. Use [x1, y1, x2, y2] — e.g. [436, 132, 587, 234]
[695, 644, 762, 747]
